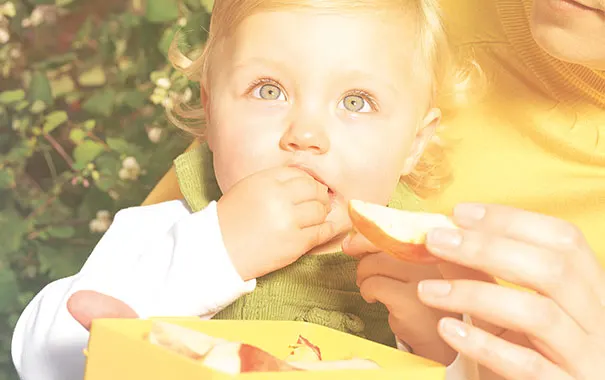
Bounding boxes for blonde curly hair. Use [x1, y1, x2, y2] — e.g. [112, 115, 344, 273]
[168, 0, 480, 197]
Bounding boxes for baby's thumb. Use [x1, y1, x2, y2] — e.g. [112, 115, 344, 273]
[342, 230, 381, 258]
[67, 290, 138, 331]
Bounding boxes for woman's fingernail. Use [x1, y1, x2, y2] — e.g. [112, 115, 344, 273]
[440, 318, 469, 340]
[427, 228, 462, 251]
[454, 203, 486, 224]
[418, 280, 452, 297]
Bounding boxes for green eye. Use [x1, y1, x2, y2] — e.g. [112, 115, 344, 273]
[342, 95, 366, 112]
[258, 84, 282, 100]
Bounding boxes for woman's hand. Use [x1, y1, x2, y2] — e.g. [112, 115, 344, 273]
[417, 203, 605, 380]
[67, 290, 138, 331]
[342, 234, 459, 365]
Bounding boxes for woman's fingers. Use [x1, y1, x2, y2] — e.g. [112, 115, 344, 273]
[356, 252, 442, 286]
[438, 317, 573, 380]
[418, 280, 589, 370]
[453, 203, 605, 298]
[358, 274, 455, 364]
[67, 290, 138, 331]
[426, 227, 605, 334]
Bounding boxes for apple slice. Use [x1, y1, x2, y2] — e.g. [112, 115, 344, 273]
[286, 335, 322, 362]
[148, 322, 298, 373]
[148, 321, 227, 360]
[202, 342, 299, 374]
[348, 199, 457, 263]
[148, 322, 381, 373]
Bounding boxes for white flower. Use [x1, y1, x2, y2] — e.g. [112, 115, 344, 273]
[119, 156, 141, 180]
[9, 47, 21, 59]
[180, 87, 192, 103]
[89, 210, 112, 233]
[96, 210, 111, 221]
[21, 5, 59, 28]
[108, 190, 119, 200]
[177, 17, 187, 27]
[155, 77, 171, 89]
[1, 2, 16, 18]
[0, 27, 9, 44]
[147, 127, 162, 143]
[161, 96, 174, 110]
[122, 156, 139, 170]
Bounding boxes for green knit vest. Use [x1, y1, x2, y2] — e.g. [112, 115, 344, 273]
[173, 143, 424, 349]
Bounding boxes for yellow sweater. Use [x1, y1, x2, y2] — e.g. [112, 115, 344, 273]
[408, 0, 605, 261]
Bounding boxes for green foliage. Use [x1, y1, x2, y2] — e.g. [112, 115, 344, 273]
[0, 0, 213, 378]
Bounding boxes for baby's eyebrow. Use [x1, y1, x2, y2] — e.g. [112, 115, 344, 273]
[231, 57, 287, 73]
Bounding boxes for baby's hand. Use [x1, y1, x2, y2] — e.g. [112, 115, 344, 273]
[217, 166, 341, 280]
[342, 233, 458, 365]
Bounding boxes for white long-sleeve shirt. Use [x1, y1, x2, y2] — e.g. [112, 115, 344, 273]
[11, 200, 476, 380]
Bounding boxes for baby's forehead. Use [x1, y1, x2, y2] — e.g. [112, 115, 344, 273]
[217, 10, 427, 82]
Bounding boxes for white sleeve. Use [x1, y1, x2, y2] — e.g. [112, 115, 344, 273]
[11, 200, 255, 380]
[396, 314, 480, 380]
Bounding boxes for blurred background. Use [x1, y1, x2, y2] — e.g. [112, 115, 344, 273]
[0, 0, 213, 378]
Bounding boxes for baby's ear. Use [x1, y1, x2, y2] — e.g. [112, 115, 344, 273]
[399, 108, 441, 176]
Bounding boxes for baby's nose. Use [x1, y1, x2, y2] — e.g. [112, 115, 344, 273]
[279, 122, 330, 154]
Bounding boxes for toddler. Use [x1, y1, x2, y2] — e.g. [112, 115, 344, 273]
[12, 0, 473, 379]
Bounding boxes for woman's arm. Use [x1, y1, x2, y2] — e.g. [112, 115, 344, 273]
[12, 200, 255, 380]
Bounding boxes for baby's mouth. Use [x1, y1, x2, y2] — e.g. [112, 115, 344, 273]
[289, 164, 337, 201]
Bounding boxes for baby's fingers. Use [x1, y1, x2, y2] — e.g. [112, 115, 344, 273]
[286, 176, 330, 205]
[301, 218, 349, 250]
[295, 201, 330, 228]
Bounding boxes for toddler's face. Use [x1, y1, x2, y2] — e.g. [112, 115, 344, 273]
[204, 9, 439, 235]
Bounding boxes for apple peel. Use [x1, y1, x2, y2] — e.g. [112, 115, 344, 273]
[348, 199, 457, 264]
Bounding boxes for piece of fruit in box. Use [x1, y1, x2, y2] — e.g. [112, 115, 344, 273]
[147, 321, 380, 374]
[348, 200, 457, 263]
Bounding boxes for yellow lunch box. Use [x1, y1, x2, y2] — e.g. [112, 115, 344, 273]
[84, 317, 445, 380]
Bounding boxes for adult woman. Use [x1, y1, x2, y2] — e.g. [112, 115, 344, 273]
[64, 0, 605, 379]
[345, 0, 605, 378]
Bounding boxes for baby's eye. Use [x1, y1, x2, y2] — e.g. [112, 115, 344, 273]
[338, 94, 374, 113]
[253, 83, 286, 101]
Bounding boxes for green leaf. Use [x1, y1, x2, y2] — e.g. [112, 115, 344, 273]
[145, 0, 179, 23]
[69, 129, 86, 143]
[47, 226, 75, 238]
[0, 169, 15, 189]
[200, 0, 214, 13]
[0, 266, 19, 313]
[120, 91, 146, 109]
[78, 65, 107, 87]
[0, 208, 29, 259]
[43, 111, 68, 133]
[38, 245, 87, 280]
[106, 137, 130, 153]
[83, 119, 96, 131]
[185, 11, 211, 47]
[30, 100, 47, 114]
[56, 0, 76, 6]
[28, 71, 54, 105]
[0, 90, 25, 105]
[50, 75, 76, 98]
[82, 89, 116, 117]
[158, 26, 177, 57]
[73, 140, 105, 165]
